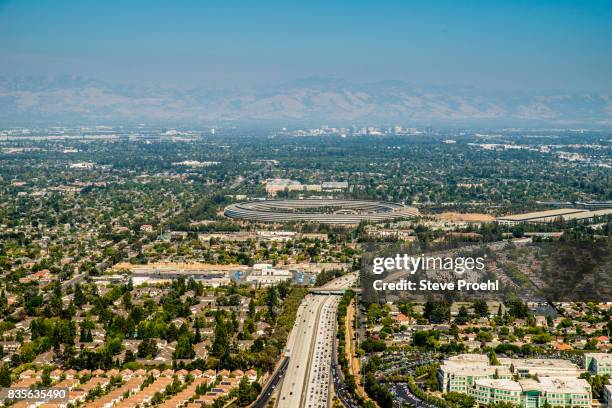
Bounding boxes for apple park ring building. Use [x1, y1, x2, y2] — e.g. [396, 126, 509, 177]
[224, 199, 419, 224]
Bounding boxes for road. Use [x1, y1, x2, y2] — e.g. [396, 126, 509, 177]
[277, 294, 327, 407]
[331, 350, 358, 408]
[304, 296, 339, 408]
[387, 383, 436, 408]
[230, 161, 275, 189]
[320, 273, 357, 291]
[251, 357, 289, 408]
[61, 272, 86, 290]
[40, 272, 87, 302]
[275, 273, 357, 408]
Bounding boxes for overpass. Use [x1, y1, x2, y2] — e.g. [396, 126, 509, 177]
[309, 288, 362, 295]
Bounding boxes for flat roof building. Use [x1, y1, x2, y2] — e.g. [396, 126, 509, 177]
[604, 382, 612, 408]
[471, 377, 591, 408]
[245, 264, 293, 287]
[585, 353, 612, 376]
[496, 208, 612, 226]
[439, 354, 587, 403]
[498, 357, 584, 378]
[471, 378, 523, 406]
[321, 181, 348, 190]
[439, 354, 512, 394]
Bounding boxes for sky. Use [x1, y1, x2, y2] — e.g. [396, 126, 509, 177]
[0, 0, 611, 91]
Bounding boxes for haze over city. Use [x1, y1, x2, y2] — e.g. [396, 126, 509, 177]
[1, 2, 612, 408]
[1, 1, 611, 126]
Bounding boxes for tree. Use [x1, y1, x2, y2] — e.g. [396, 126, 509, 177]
[412, 330, 440, 349]
[444, 391, 476, 408]
[50, 284, 63, 317]
[211, 318, 229, 358]
[237, 376, 252, 406]
[587, 374, 610, 399]
[174, 334, 195, 359]
[24, 289, 43, 316]
[137, 338, 158, 358]
[266, 287, 280, 321]
[455, 305, 470, 325]
[361, 339, 386, 353]
[489, 350, 500, 366]
[124, 349, 135, 364]
[0, 291, 8, 312]
[473, 299, 489, 317]
[488, 402, 520, 408]
[41, 370, 52, 386]
[122, 291, 132, 311]
[506, 299, 529, 318]
[0, 364, 11, 387]
[477, 330, 494, 342]
[248, 299, 256, 318]
[73, 283, 86, 307]
[364, 372, 394, 408]
[423, 300, 450, 324]
[80, 327, 93, 343]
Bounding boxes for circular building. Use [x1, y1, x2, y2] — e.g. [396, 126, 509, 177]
[224, 199, 418, 224]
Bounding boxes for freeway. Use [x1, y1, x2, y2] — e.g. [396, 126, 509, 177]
[251, 357, 289, 408]
[304, 296, 339, 408]
[277, 294, 328, 407]
[274, 273, 357, 408]
[320, 273, 358, 290]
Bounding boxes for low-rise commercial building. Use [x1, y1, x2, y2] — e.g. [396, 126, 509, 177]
[496, 208, 612, 226]
[471, 377, 591, 408]
[471, 378, 523, 406]
[439, 354, 512, 393]
[245, 264, 292, 287]
[585, 353, 612, 375]
[439, 354, 589, 407]
[498, 357, 583, 378]
[321, 181, 348, 190]
[604, 383, 612, 408]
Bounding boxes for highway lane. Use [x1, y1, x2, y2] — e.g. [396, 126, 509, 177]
[251, 357, 289, 408]
[320, 272, 358, 290]
[304, 295, 339, 408]
[331, 332, 358, 408]
[275, 272, 356, 408]
[277, 294, 328, 407]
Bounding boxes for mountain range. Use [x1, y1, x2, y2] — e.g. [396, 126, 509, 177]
[1, 76, 611, 127]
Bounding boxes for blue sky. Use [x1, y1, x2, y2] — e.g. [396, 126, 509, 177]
[0, 0, 610, 91]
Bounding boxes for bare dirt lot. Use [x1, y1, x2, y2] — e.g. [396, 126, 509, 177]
[435, 212, 494, 222]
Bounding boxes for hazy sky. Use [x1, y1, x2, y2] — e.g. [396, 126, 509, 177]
[1, 0, 611, 91]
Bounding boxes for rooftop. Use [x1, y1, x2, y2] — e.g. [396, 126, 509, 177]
[474, 378, 522, 392]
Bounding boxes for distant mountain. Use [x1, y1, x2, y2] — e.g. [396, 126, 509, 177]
[0, 76, 610, 126]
